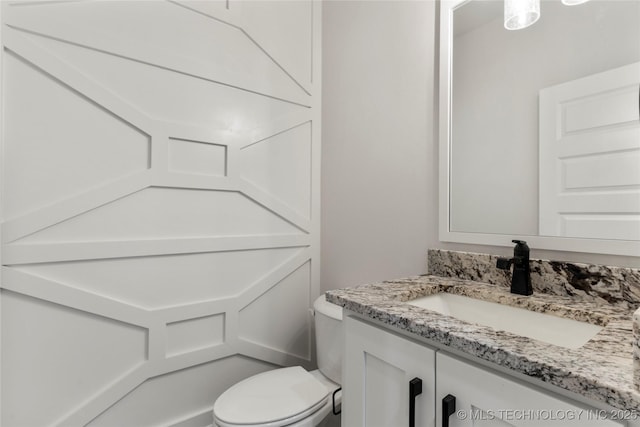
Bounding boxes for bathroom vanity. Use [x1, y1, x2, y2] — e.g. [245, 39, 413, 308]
[344, 315, 628, 427]
[327, 250, 640, 427]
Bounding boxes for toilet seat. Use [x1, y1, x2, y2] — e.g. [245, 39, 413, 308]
[213, 366, 330, 427]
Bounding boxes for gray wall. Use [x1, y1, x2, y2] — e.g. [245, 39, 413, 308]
[321, 0, 438, 290]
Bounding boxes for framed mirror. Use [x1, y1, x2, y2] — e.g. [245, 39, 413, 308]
[439, 0, 640, 256]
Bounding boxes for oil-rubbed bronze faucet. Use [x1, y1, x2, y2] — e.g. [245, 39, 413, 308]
[496, 240, 533, 296]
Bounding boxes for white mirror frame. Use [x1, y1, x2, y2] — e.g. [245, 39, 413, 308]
[438, 0, 640, 257]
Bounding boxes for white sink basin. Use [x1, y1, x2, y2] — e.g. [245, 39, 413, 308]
[407, 293, 603, 349]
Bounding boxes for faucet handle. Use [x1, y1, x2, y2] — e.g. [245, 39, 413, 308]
[496, 257, 512, 270]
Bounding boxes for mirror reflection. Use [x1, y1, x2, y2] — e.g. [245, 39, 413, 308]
[450, 0, 640, 241]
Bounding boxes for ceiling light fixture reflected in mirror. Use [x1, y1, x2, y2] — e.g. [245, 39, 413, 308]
[505, 0, 591, 31]
[504, 0, 540, 30]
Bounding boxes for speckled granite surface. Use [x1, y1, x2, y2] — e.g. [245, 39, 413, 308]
[634, 309, 640, 391]
[326, 275, 640, 410]
[428, 249, 640, 308]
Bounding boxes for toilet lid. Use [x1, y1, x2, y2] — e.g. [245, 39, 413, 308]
[213, 366, 330, 426]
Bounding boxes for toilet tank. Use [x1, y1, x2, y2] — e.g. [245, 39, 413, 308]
[313, 294, 343, 385]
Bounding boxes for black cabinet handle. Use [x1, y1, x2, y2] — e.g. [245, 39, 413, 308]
[442, 394, 456, 427]
[409, 377, 422, 427]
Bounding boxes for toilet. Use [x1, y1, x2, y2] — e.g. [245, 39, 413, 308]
[213, 294, 343, 427]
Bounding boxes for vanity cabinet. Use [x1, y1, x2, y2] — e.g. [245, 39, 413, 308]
[343, 315, 437, 427]
[344, 315, 627, 427]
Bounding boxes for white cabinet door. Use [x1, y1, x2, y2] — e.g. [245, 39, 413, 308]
[436, 353, 624, 427]
[343, 316, 436, 427]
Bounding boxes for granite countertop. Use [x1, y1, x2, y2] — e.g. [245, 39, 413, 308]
[326, 275, 640, 411]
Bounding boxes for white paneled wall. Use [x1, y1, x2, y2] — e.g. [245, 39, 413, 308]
[0, 1, 321, 425]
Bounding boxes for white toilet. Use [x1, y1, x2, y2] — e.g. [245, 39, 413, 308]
[213, 294, 343, 427]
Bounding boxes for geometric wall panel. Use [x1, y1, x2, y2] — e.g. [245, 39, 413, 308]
[240, 122, 312, 219]
[239, 261, 312, 359]
[179, 1, 229, 20]
[87, 356, 277, 427]
[19, 30, 308, 131]
[1, 290, 147, 427]
[18, 188, 304, 243]
[168, 138, 227, 177]
[3, 51, 150, 220]
[167, 314, 225, 357]
[9, 0, 308, 105]
[233, 0, 314, 89]
[1, 0, 319, 425]
[12, 248, 305, 309]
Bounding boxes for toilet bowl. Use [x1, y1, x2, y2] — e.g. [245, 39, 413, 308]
[213, 294, 343, 427]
